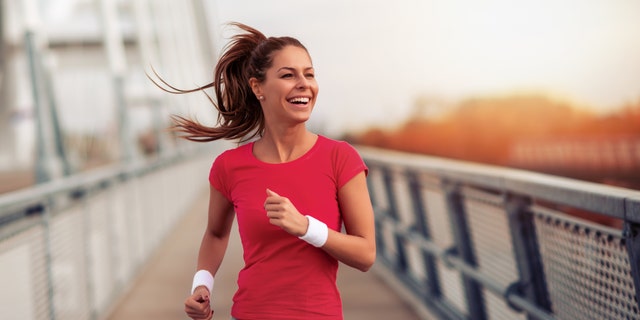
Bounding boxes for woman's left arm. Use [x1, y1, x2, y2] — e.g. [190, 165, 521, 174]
[322, 171, 376, 271]
[264, 171, 376, 271]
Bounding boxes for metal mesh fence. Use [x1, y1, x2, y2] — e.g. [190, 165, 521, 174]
[0, 153, 214, 320]
[424, 187, 468, 314]
[0, 222, 49, 319]
[49, 206, 91, 320]
[534, 205, 640, 320]
[463, 187, 526, 320]
[361, 147, 640, 320]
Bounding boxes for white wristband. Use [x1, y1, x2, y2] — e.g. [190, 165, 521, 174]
[299, 215, 328, 247]
[191, 270, 214, 295]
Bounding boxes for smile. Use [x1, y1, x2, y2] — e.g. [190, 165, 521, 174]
[287, 97, 310, 105]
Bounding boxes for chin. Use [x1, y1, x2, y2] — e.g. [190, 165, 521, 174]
[291, 110, 313, 121]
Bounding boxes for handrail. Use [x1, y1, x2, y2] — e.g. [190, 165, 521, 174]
[359, 146, 640, 320]
[0, 146, 210, 222]
[359, 146, 640, 222]
[0, 144, 219, 320]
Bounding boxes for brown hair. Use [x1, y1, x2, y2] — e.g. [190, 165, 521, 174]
[149, 22, 309, 142]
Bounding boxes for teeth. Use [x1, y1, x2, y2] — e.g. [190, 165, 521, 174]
[288, 97, 310, 104]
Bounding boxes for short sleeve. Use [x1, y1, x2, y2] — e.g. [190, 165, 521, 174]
[334, 141, 368, 189]
[209, 151, 232, 201]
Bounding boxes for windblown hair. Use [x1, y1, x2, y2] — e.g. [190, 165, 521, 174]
[149, 22, 309, 142]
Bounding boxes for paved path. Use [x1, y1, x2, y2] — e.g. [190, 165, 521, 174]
[105, 189, 426, 320]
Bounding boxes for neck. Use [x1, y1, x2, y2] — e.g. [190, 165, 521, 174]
[255, 126, 317, 163]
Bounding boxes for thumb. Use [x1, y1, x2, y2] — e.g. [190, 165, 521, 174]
[266, 188, 280, 197]
[196, 292, 209, 303]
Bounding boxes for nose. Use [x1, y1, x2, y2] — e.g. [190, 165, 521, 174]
[296, 76, 310, 89]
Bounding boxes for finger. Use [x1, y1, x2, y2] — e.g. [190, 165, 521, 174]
[186, 304, 211, 320]
[185, 307, 209, 319]
[195, 293, 209, 303]
[264, 189, 282, 210]
[185, 294, 210, 314]
[185, 298, 201, 310]
[197, 308, 213, 320]
[266, 188, 280, 197]
[264, 189, 275, 208]
[186, 311, 208, 320]
[185, 303, 208, 315]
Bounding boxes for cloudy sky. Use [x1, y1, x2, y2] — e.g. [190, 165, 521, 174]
[207, 0, 640, 136]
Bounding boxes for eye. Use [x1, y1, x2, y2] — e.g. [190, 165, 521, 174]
[305, 73, 315, 79]
[280, 73, 293, 79]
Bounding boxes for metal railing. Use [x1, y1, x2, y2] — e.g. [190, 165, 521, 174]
[360, 146, 640, 320]
[0, 145, 223, 320]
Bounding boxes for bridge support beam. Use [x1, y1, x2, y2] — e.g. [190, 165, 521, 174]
[23, 0, 70, 183]
[443, 181, 486, 320]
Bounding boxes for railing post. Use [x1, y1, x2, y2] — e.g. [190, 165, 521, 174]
[505, 194, 551, 317]
[624, 221, 640, 311]
[381, 166, 408, 273]
[406, 172, 441, 299]
[443, 181, 486, 320]
[79, 193, 98, 320]
[42, 198, 57, 320]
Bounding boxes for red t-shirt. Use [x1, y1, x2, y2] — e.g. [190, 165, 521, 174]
[209, 135, 367, 320]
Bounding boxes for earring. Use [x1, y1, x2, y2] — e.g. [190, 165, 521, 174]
[258, 95, 264, 100]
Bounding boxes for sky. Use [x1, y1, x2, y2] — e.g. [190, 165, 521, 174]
[207, 0, 640, 136]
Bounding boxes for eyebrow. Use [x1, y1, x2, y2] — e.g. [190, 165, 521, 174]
[277, 66, 314, 72]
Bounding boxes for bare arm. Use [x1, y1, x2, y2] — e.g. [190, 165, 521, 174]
[185, 185, 235, 320]
[196, 185, 236, 273]
[322, 171, 376, 271]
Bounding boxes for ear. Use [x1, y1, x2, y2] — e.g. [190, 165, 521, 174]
[249, 77, 263, 98]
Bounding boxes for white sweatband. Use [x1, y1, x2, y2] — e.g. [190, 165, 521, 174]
[191, 270, 214, 294]
[299, 215, 328, 247]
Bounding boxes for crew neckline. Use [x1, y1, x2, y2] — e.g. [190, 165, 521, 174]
[249, 135, 323, 166]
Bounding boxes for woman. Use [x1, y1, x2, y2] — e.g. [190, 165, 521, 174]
[154, 22, 375, 320]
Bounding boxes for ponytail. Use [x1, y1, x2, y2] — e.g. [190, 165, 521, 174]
[149, 22, 308, 143]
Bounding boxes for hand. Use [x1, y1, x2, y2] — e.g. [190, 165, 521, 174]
[264, 189, 309, 236]
[184, 286, 213, 320]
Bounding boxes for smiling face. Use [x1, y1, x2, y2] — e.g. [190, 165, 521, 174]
[250, 45, 319, 127]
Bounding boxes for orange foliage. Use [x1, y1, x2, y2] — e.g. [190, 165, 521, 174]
[353, 94, 640, 167]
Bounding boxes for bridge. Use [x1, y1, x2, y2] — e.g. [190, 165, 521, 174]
[2, 145, 640, 319]
[2, 1, 640, 319]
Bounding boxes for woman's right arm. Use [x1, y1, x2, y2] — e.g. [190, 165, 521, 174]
[184, 185, 235, 320]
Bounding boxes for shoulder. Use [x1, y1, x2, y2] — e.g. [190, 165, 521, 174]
[211, 142, 252, 171]
[317, 135, 356, 151]
[316, 136, 367, 186]
[316, 135, 365, 169]
[216, 142, 252, 161]
[317, 135, 361, 158]
[210, 142, 252, 184]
